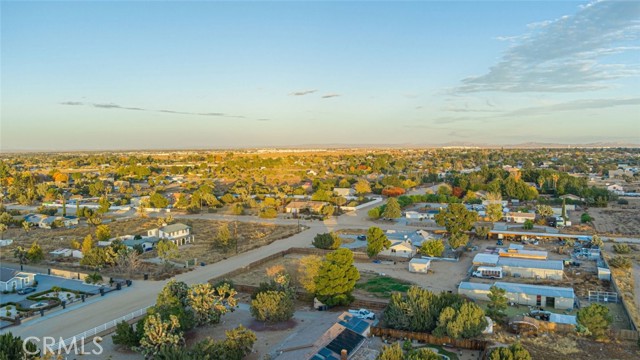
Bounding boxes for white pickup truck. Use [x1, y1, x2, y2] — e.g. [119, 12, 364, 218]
[348, 308, 375, 320]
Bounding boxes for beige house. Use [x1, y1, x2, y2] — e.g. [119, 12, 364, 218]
[285, 201, 327, 214]
[148, 223, 194, 246]
[379, 240, 416, 258]
[504, 212, 536, 223]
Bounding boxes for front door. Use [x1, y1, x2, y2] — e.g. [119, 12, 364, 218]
[536, 295, 542, 306]
[546, 296, 555, 308]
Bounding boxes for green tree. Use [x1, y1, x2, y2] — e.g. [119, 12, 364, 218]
[355, 179, 371, 195]
[258, 207, 278, 218]
[113, 320, 142, 350]
[407, 348, 440, 360]
[486, 203, 503, 223]
[535, 205, 554, 218]
[590, 235, 604, 248]
[366, 226, 391, 258]
[419, 239, 445, 257]
[315, 248, 360, 306]
[215, 224, 231, 248]
[377, 342, 404, 360]
[150, 192, 169, 208]
[157, 240, 178, 262]
[486, 285, 508, 322]
[191, 325, 256, 360]
[97, 195, 111, 214]
[298, 255, 322, 293]
[26, 242, 44, 263]
[577, 303, 612, 339]
[13, 246, 28, 266]
[250, 290, 294, 323]
[81, 234, 95, 255]
[523, 219, 534, 230]
[187, 282, 238, 326]
[435, 203, 476, 235]
[448, 232, 469, 250]
[231, 203, 244, 215]
[475, 225, 490, 239]
[368, 207, 381, 219]
[95, 224, 111, 242]
[382, 197, 402, 219]
[312, 232, 341, 250]
[488, 343, 532, 360]
[321, 204, 336, 217]
[0, 332, 39, 360]
[139, 313, 183, 358]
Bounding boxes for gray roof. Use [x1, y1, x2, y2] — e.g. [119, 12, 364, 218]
[160, 223, 190, 233]
[473, 253, 500, 265]
[0, 268, 19, 282]
[497, 258, 564, 271]
[123, 237, 160, 247]
[458, 282, 492, 292]
[494, 281, 575, 299]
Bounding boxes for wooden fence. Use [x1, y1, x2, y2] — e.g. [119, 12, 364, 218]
[612, 329, 640, 341]
[369, 327, 488, 351]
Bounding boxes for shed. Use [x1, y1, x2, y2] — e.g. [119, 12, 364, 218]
[497, 258, 564, 280]
[458, 281, 575, 310]
[473, 253, 499, 266]
[408, 258, 431, 273]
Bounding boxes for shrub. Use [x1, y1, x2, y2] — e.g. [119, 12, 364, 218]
[613, 244, 631, 254]
[581, 213, 593, 223]
[609, 256, 632, 269]
[312, 232, 341, 250]
[258, 207, 278, 219]
[617, 198, 629, 205]
[250, 291, 294, 323]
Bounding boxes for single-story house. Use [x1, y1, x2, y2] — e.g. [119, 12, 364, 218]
[503, 212, 536, 224]
[472, 253, 500, 267]
[607, 184, 625, 195]
[307, 312, 371, 360]
[333, 188, 355, 197]
[408, 258, 431, 273]
[122, 237, 160, 252]
[0, 267, 36, 292]
[50, 248, 73, 257]
[458, 281, 575, 310]
[148, 223, 194, 246]
[285, 201, 328, 214]
[379, 240, 416, 258]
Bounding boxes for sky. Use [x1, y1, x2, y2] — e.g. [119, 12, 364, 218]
[1, 0, 639, 151]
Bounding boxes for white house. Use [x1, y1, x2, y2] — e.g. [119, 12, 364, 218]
[408, 258, 431, 273]
[607, 184, 624, 195]
[148, 223, 194, 246]
[379, 240, 416, 258]
[333, 188, 355, 197]
[0, 267, 35, 291]
[503, 212, 536, 224]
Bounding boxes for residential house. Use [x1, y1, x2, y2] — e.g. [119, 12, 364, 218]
[333, 188, 355, 197]
[607, 184, 624, 195]
[285, 201, 328, 214]
[379, 240, 416, 258]
[148, 223, 194, 246]
[503, 212, 536, 224]
[0, 267, 35, 292]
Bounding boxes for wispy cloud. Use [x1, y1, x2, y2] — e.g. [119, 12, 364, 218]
[61, 101, 247, 119]
[321, 93, 340, 99]
[501, 97, 640, 117]
[257, 118, 271, 122]
[457, 0, 640, 93]
[289, 89, 317, 96]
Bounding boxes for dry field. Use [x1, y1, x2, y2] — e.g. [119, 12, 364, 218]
[0, 217, 299, 278]
[602, 246, 640, 330]
[588, 198, 640, 236]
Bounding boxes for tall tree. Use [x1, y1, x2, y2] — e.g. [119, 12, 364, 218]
[26, 242, 44, 263]
[354, 179, 371, 195]
[366, 226, 391, 258]
[486, 285, 508, 322]
[187, 283, 237, 326]
[486, 203, 503, 223]
[419, 239, 445, 257]
[315, 248, 360, 306]
[297, 255, 322, 293]
[577, 303, 612, 339]
[312, 232, 341, 250]
[435, 203, 476, 235]
[157, 240, 178, 262]
[139, 314, 183, 359]
[382, 197, 402, 219]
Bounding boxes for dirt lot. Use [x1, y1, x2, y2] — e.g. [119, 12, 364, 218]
[602, 243, 640, 330]
[0, 217, 299, 278]
[492, 331, 640, 360]
[588, 198, 640, 236]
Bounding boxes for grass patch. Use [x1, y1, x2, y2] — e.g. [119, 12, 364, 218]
[355, 276, 411, 298]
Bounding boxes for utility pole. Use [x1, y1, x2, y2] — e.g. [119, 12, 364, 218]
[234, 220, 238, 254]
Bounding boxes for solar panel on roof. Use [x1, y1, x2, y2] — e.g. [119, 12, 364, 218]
[311, 355, 324, 360]
[318, 347, 333, 357]
[353, 321, 369, 334]
[325, 329, 365, 355]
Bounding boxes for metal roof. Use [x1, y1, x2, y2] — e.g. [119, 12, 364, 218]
[497, 258, 564, 271]
[458, 282, 492, 292]
[494, 281, 575, 299]
[472, 253, 499, 265]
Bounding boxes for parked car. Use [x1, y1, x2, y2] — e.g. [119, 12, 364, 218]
[348, 308, 376, 320]
[17, 287, 36, 295]
[357, 235, 366, 241]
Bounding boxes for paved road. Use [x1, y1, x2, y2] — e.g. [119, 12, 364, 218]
[1, 201, 385, 341]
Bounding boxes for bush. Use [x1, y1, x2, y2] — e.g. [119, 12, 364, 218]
[250, 291, 294, 323]
[609, 256, 632, 269]
[581, 213, 593, 223]
[258, 207, 278, 219]
[617, 198, 629, 205]
[112, 320, 142, 349]
[312, 232, 341, 250]
[523, 219, 534, 230]
[577, 303, 612, 339]
[613, 244, 631, 254]
[488, 343, 531, 360]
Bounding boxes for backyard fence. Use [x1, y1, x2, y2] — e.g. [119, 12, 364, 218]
[53, 306, 151, 351]
[369, 326, 489, 351]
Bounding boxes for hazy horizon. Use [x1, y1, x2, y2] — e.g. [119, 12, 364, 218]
[2, 0, 639, 151]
